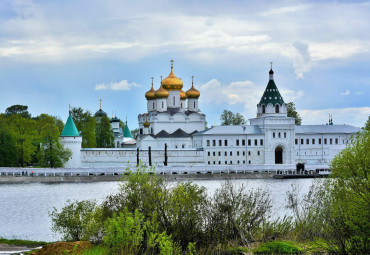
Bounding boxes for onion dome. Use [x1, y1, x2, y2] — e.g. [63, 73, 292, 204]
[143, 119, 150, 128]
[145, 78, 156, 100]
[154, 84, 169, 98]
[95, 99, 107, 117]
[180, 90, 187, 100]
[186, 76, 200, 99]
[161, 60, 183, 91]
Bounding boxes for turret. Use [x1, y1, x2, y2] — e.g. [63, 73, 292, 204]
[186, 76, 200, 112]
[257, 63, 287, 117]
[60, 109, 82, 168]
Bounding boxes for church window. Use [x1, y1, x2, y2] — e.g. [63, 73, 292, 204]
[225, 161, 227, 164]
[335, 138, 338, 144]
[208, 161, 210, 165]
[284, 132, 287, 138]
[324, 138, 327, 144]
[236, 139, 240, 146]
[262, 105, 266, 113]
[242, 139, 245, 146]
[273, 132, 276, 138]
[225, 151, 227, 156]
[173, 96, 175, 105]
[218, 151, 221, 156]
[225, 140, 228, 146]
[181, 103, 183, 108]
[219, 140, 222, 146]
[254, 139, 257, 146]
[248, 151, 251, 156]
[213, 151, 215, 156]
[306, 139, 309, 144]
[330, 138, 333, 145]
[257, 151, 260, 156]
[182, 144, 185, 148]
[213, 161, 215, 165]
[243, 151, 245, 156]
[230, 151, 232, 156]
[161, 102, 164, 108]
[275, 104, 280, 113]
[319, 138, 322, 144]
[140, 128, 143, 134]
[275, 97, 277, 99]
[219, 161, 221, 165]
[194, 102, 196, 108]
[230, 161, 233, 164]
[312, 139, 315, 144]
[301, 139, 304, 145]
[248, 139, 251, 146]
[213, 140, 216, 146]
[237, 151, 240, 156]
[278, 132, 281, 138]
[248, 160, 251, 164]
[208, 151, 210, 156]
[260, 139, 263, 146]
[207, 140, 210, 146]
[243, 160, 245, 164]
[295, 139, 298, 145]
[153, 102, 155, 108]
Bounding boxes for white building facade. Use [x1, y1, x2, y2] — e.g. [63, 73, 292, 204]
[61, 63, 360, 168]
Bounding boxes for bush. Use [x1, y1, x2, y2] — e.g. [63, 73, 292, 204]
[253, 241, 303, 254]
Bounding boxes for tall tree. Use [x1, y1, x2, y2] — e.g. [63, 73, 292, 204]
[0, 124, 17, 167]
[71, 107, 96, 148]
[38, 123, 72, 167]
[364, 116, 370, 130]
[220, 110, 246, 126]
[286, 102, 302, 125]
[5, 105, 31, 118]
[10, 115, 37, 166]
[95, 115, 114, 148]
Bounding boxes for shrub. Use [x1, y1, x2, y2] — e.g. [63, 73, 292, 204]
[253, 241, 303, 254]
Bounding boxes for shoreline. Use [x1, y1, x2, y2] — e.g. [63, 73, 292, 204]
[0, 172, 274, 184]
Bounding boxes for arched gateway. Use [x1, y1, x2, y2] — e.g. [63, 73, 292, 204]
[275, 147, 283, 164]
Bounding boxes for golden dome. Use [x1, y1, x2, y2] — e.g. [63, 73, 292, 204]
[145, 80, 156, 100]
[143, 119, 150, 128]
[180, 90, 187, 100]
[161, 60, 183, 91]
[186, 77, 200, 99]
[154, 84, 169, 98]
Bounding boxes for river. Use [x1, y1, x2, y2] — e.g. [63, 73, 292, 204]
[0, 178, 314, 242]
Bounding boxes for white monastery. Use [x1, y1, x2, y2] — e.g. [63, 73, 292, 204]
[60, 61, 360, 170]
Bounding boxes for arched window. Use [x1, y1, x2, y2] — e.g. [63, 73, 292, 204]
[181, 103, 183, 108]
[278, 132, 281, 138]
[152, 102, 155, 108]
[262, 105, 266, 113]
[275, 104, 280, 113]
[173, 96, 175, 105]
[162, 101, 164, 108]
[194, 101, 196, 108]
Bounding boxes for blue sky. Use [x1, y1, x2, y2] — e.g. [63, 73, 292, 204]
[0, 0, 369, 128]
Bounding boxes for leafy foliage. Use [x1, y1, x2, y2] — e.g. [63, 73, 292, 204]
[220, 110, 246, 125]
[253, 240, 303, 254]
[95, 115, 114, 148]
[286, 102, 302, 125]
[71, 107, 96, 148]
[5, 105, 31, 118]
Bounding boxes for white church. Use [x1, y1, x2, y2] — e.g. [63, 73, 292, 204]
[60, 61, 360, 169]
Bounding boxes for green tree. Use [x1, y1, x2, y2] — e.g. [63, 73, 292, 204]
[0, 125, 17, 166]
[286, 102, 302, 125]
[131, 128, 139, 139]
[5, 105, 31, 118]
[38, 123, 72, 167]
[364, 115, 370, 130]
[220, 110, 246, 126]
[71, 107, 96, 148]
[10, 115, 37, 166]
[95, 115, 114, 148]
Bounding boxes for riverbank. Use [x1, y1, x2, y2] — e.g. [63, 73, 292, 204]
[0, 172, 274, 184]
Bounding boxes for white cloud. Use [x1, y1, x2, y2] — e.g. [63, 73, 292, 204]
[300, 107, 370, 127]
[199, 78, 304, 118]
[259, 4, 311, 16]
[292, 41, 311, 79]
[340, 89, 350, 96]
[95, 80, 142, 91]
[355, 91, 364, 95]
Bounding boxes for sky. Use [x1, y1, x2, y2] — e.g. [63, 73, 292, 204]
[0, 0, 369, 129]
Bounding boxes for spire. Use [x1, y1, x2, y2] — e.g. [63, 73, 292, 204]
[61, 110, 80, 137]
[69, 104, 72, 114]
[269, 62, 274, 80]
[99, 99, 102, 109]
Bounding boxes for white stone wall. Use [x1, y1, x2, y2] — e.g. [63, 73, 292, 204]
[156, 98, 167, 112]
[147, 100, 156, 112]
[60, 136, 82, 168]
[80, 148, 204, 167]
[180, 99, 186, 109]
[167, 91, 180, 108]
[187, 98, 199, 112]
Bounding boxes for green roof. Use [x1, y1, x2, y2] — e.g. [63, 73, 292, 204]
[258, 79, 285, 106]
[123, 122, 133, 138]
[61, 114, 80, 137]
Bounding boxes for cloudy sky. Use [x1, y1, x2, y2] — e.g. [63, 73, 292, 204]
[0, 0, 369, 128]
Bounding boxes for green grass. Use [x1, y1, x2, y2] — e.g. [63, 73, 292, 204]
[253, 240, 304, 254]
[0, 238, 47, 247]
[81, 245, 110, 255]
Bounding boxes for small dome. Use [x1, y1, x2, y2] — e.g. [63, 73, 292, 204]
[143, 119, 150, 128]
[269, 68, 274, 75]
[161, 61, 183, 91]
[95, 109, 107, 117]
[145, 86, 156, 100]
[154, 84, 169, 98]
[180, 90, 187, 100]
[186, 85, 200, 99]
[110, 116, 120, 123]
